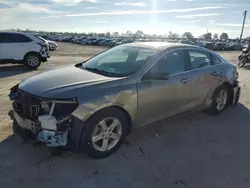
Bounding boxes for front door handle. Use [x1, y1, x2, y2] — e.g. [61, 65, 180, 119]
[211, 72, 221, 77]
[180, 78, 191, 84]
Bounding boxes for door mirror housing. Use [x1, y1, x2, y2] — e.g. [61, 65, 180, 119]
[143, 72, 170, 80]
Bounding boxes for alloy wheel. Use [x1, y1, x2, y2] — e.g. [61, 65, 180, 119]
[27, 56, 40, 67]
[216, 89, 228, 111]
[91, 117, 122, 152]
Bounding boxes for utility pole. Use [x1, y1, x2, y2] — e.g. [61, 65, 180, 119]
[240, 10, 247, 44]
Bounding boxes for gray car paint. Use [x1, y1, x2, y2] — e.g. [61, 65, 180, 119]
[17, 42, 237, 130]
[19, 66, 115, 98]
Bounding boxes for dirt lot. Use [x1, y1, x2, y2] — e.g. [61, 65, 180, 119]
[1, 42, 250, 188]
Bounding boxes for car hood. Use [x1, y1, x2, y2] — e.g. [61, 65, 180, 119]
[19, 65, 113, 98]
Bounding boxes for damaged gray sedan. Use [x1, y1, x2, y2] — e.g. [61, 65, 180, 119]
[9, 42, 240, 158]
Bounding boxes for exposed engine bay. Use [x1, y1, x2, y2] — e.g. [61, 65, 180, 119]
[9, 85, 78, 147]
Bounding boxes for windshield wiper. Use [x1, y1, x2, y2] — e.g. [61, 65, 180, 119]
[83, 67, 115, 77]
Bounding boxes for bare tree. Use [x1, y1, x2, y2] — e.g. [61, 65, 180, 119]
[126, 30, 133, 37]
[168, 31, 173, 38]
[202, 33, 212, 41]
[213, 33, 218, 40]
[112, 32, 119, 37]
[105, 32, 111, 38]
[182, 32, 194, 39]
[220, 33, 229, 40]
[135, 30, 144, 38]
[172, 33, 180, 39]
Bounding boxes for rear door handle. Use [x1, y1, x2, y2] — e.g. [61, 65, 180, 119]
[180, 78, 191, 84]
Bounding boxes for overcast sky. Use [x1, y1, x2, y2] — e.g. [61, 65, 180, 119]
[0, 0, 249, 38]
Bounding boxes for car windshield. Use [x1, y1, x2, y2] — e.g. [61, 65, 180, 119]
[81, 46, 157, 77]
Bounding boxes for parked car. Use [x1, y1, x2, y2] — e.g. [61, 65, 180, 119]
[0, 32, 49, 68]
[74, 36, 86, 44]
[85, 38, 97, 45]
[214, 42, 226, 51]
[203, 42, 214, 50]
[80, 38, 88, 45]
[105, 39, 117, 47]
[90, 38, 104, 45]
[48, 40, 58, 51]
[62, 36, 73, 42]
[36, 36, 58, 51]
[9, 42, 240, 158]
[98, 39, 112, 46]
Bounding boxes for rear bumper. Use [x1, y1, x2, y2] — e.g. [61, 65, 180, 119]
[41, 56, 50, 62]
[41, 57, 47, 62]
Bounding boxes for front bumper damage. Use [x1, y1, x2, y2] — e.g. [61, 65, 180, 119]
[9, 86, 78, 147]
[11, 110, 69, 147]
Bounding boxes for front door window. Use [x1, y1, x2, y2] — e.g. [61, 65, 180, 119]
[148, 50, 186, 76]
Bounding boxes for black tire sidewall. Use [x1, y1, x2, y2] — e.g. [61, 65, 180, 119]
[80, 108, 128, 158]
[209, 85, 229, 114]
[24, 53, 41, 69]
[238, 57, 247, 67]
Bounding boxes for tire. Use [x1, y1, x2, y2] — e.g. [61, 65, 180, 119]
[238, 54, 244, 61]
[208, 85, 229, 115]
[24, 53, 41, 69]
[238, 58, 247, 67]
[80, 108, 128, 158]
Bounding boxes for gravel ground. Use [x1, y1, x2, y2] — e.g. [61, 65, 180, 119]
[0, 43, 250, 188]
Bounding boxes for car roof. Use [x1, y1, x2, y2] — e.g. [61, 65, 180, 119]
[121, 42, 196, 50]
[0, 31, 36, 37]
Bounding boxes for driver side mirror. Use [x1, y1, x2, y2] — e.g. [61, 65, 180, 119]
[142, 72, 170, 81]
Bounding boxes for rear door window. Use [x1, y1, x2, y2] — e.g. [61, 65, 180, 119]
[188, 50, 211, 70]
[0, 33, 9, 43]
[8, 33, 32, 43]
[211, 54, 222, 65]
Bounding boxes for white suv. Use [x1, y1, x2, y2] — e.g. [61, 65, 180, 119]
[0, 32, 50, 69]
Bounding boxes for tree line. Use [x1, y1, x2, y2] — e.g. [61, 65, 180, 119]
[1, 28, 249, 40]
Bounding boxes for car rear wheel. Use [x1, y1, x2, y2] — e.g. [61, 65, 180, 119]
[24, 53, 41, 69]
[80, 108, 128, 158]
[209, 85, 229, 115]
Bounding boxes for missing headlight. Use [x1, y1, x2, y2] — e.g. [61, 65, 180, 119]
[40, 97, 79, 118]
[52, 103, 79, 118]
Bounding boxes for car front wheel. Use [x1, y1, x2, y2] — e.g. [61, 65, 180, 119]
[80, 108, 128, 158]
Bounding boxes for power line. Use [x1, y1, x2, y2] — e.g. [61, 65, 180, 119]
[240, 10, 247, 43]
